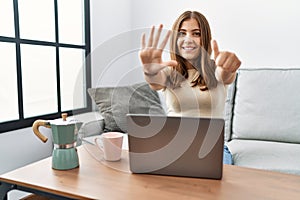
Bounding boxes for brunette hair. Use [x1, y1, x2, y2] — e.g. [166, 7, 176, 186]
[169, 11, 217, 90]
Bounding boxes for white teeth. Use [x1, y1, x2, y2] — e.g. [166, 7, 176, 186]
[183, 47, 195, 50]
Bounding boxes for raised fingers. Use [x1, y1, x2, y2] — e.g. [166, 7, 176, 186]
[142, 25, 170, 50]
[147, 26, 155, 48]
[211, 40, 220, 60]
[152, 24, 163, 48]
[158, 30, 171, 50]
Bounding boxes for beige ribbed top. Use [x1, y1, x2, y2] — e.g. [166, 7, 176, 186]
[163, 68, 227, 118]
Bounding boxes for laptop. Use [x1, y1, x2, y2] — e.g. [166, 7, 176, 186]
[126, 114, 224, 179]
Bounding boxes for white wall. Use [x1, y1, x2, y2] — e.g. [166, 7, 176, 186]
[0, 127, 52, 174]
[130, 0, 300, 68]
[90, 0, 145, 88]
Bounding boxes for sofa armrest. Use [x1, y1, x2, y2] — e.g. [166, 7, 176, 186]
[70, 111, 105, 138]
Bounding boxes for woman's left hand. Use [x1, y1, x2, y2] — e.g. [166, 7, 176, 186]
[211, 40, 241, 73]
[211, 40, 241, 84]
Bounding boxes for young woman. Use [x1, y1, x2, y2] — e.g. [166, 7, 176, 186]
[139, 11, 241, 164]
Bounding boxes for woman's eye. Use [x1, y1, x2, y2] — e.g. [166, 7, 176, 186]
[178, 32, 186, 37]
[193, 32, 201, 37]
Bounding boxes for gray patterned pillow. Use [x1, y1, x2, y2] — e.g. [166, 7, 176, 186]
[88, 82, 165, 133]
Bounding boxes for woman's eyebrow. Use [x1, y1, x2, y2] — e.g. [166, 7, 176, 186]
[178, 28, 200, 32]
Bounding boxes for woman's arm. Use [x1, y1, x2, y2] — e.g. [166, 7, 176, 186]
[143, 70, 167, 90]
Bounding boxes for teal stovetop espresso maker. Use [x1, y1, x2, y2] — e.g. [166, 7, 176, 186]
[32, 113, 83, 170]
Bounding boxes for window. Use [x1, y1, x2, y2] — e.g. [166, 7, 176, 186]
[0, 0, 91, 133]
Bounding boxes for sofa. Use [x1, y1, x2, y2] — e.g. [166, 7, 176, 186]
[87, 67, 300, 176]
[224, 67, 300, 175]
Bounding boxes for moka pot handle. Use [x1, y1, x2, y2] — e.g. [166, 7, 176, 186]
[32, 120, 51, 143]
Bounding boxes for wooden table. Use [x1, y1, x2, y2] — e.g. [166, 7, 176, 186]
[1, 145, 300, 200]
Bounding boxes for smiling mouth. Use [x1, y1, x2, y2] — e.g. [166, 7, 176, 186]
[182, 47, 196, 51]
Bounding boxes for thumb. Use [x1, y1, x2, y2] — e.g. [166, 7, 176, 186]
[211, 39, 220, 60]
[162, 60, 178, 68]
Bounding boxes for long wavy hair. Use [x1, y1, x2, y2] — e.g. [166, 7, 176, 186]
[168, 11, 217, 91]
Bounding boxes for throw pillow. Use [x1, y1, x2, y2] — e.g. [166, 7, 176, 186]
[88, 82, 165, 133]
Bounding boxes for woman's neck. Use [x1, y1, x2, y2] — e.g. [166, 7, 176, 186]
[185, 61, 197, 70]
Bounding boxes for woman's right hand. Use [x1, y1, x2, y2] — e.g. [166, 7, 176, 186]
[139, 24, 177, 76]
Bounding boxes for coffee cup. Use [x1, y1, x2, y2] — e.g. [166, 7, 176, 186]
[95, 132, 124, 161]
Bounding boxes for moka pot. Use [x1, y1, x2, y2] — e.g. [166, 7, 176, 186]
[32, 113, 83, 170]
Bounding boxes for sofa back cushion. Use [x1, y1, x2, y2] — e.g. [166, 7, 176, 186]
[88, 82, 165, 133]
[226, 67, 300, 143]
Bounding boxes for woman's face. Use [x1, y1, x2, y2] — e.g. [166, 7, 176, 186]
[177, 18, 201, 65]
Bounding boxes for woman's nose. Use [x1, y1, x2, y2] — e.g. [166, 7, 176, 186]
[183, 35, 193, 42]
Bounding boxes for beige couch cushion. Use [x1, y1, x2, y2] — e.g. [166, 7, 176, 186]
[228, 139, 300, 175]
[227, 68, 300, 143]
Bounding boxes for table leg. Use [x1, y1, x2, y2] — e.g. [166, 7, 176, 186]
[0, 181, 75, 200]
[0, 182, 16, 200]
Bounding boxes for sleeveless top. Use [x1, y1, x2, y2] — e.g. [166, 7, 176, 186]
[163, 68, 227, 118]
